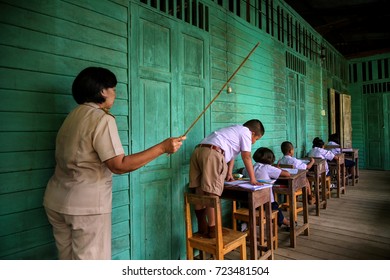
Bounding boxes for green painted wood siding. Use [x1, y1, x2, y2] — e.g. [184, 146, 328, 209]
[0, 0, 367, 260]
[348, 53, 390, 170]
[0, 0, 130, 259]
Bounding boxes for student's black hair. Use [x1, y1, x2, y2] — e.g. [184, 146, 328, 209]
[243, 119, 265, 137]
[72, 67, 117, 104]
[252, 147, 275, 165]
[312, 137, 325, 148]
[281, 141, 294, 155]
[328, 133, 340, 144]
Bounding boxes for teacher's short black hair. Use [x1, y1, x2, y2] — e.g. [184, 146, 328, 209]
[72, 67, 117, 104]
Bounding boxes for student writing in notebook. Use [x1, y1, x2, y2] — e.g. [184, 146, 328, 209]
[278, 141, 315, 205]
[327, 133, 356, 179]
[242, 147, 291, 229]
[308, 137, 339, 178]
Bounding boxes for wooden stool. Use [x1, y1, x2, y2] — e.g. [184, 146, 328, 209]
[184, 193, 247, 260]
[274, 164, 303, 221]
[308, 175, 331, 199]
[232, 201, 278, 249]
[274, 188, 303, 222]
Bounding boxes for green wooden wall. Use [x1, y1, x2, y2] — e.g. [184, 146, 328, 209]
[0, 0, 131, 259]
[348, 53, 390, 170]
[2, 0, 383, 260]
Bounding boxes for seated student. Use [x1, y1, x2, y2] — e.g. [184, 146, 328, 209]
[242, 147, 291, 229]
[308, 137, 339, 189]
[279, 141, 316, 205]
[327, 133, 356, 178]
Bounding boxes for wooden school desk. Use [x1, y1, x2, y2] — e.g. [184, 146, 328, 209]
[328, 153, 346, 197]
[343, 148, 359, 186]
[222, 183, 273, 260]
[306, 158, 327, 216]
[273, 169, 309, 248]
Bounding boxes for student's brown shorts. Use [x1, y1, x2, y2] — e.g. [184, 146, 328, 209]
[189, 146, 227, 196]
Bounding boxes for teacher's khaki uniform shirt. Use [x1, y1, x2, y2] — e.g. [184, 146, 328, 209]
[43, 102, 125, 215]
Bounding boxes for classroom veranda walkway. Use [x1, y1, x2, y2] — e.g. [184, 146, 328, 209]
[226, 169, 390, 260]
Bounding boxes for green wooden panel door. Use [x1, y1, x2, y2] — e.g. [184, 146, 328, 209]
[365, 95, 384, 169]
[286, 72, 306, 157]
[298, 76, 307, 157]
[384, 93, 390, 170]
[286, 72, 297, 151]
[129, 3, 209, 259]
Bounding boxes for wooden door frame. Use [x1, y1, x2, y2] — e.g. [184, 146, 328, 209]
[328, 88, 352, 148]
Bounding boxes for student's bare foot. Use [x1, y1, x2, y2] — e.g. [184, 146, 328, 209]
[308, 194, 315, 205]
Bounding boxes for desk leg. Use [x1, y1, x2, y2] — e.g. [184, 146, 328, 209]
[321, 173, 327, 209]
[302, 186, 309, 236]
[289, 187, 296, 248]
[265, 201, 274, 259]
[259, 199, 273, 260]
[339, 163, 346, 196]
[259, 206, 265, 249]
[354, 156, 359, 185]
[248, 195, 257, 260]
[314, 175, 320, 216]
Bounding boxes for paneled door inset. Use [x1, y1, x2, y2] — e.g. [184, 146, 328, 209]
[364, 94, 384, 169]
[286, 72, 306, 157]
[130, 4, 209, 259]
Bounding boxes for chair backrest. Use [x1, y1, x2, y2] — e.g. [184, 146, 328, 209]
[278, 164, 294, 169]
[324, 144, 341, 150]
[184, 193, 223, 250]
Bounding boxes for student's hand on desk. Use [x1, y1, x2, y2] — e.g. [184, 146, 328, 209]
[225, 173, 234, 181]
[250, 179, 261, 185]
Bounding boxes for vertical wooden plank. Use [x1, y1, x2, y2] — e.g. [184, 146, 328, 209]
[342, 94, 352, 148]
[329, 88, 336, 134]
[384, 93, 390, 170]
[365, 95, 384, 169]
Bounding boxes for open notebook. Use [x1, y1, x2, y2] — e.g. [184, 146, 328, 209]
[224, 179, 273, 190]
[280, 168, 298, 174]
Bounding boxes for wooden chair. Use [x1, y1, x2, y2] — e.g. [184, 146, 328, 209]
[232, 201, 278, 249]
[274, 164, 303, 221]
[328, 154, 347, 197]
[308, 175, 331, 199]
[184, 193, 247, 260]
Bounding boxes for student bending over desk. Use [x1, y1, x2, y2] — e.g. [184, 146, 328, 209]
[189, 119, 265, 238]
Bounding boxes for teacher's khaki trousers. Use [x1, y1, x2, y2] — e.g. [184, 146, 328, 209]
[45, 208, 111, 260]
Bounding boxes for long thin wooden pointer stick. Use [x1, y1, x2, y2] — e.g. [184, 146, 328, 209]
[182, 42, 260, 137]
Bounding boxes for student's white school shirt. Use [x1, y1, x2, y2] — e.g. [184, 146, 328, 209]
[307, 147, 335, 174]
[279, 155, 307, 169]
[242, 162, 281, 202]
[201, 125, 252, 163]
[327, 140, 341, 155]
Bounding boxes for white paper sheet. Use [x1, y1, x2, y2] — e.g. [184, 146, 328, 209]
[281, 168, 298, 174]
[224, 180, 273, 190]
